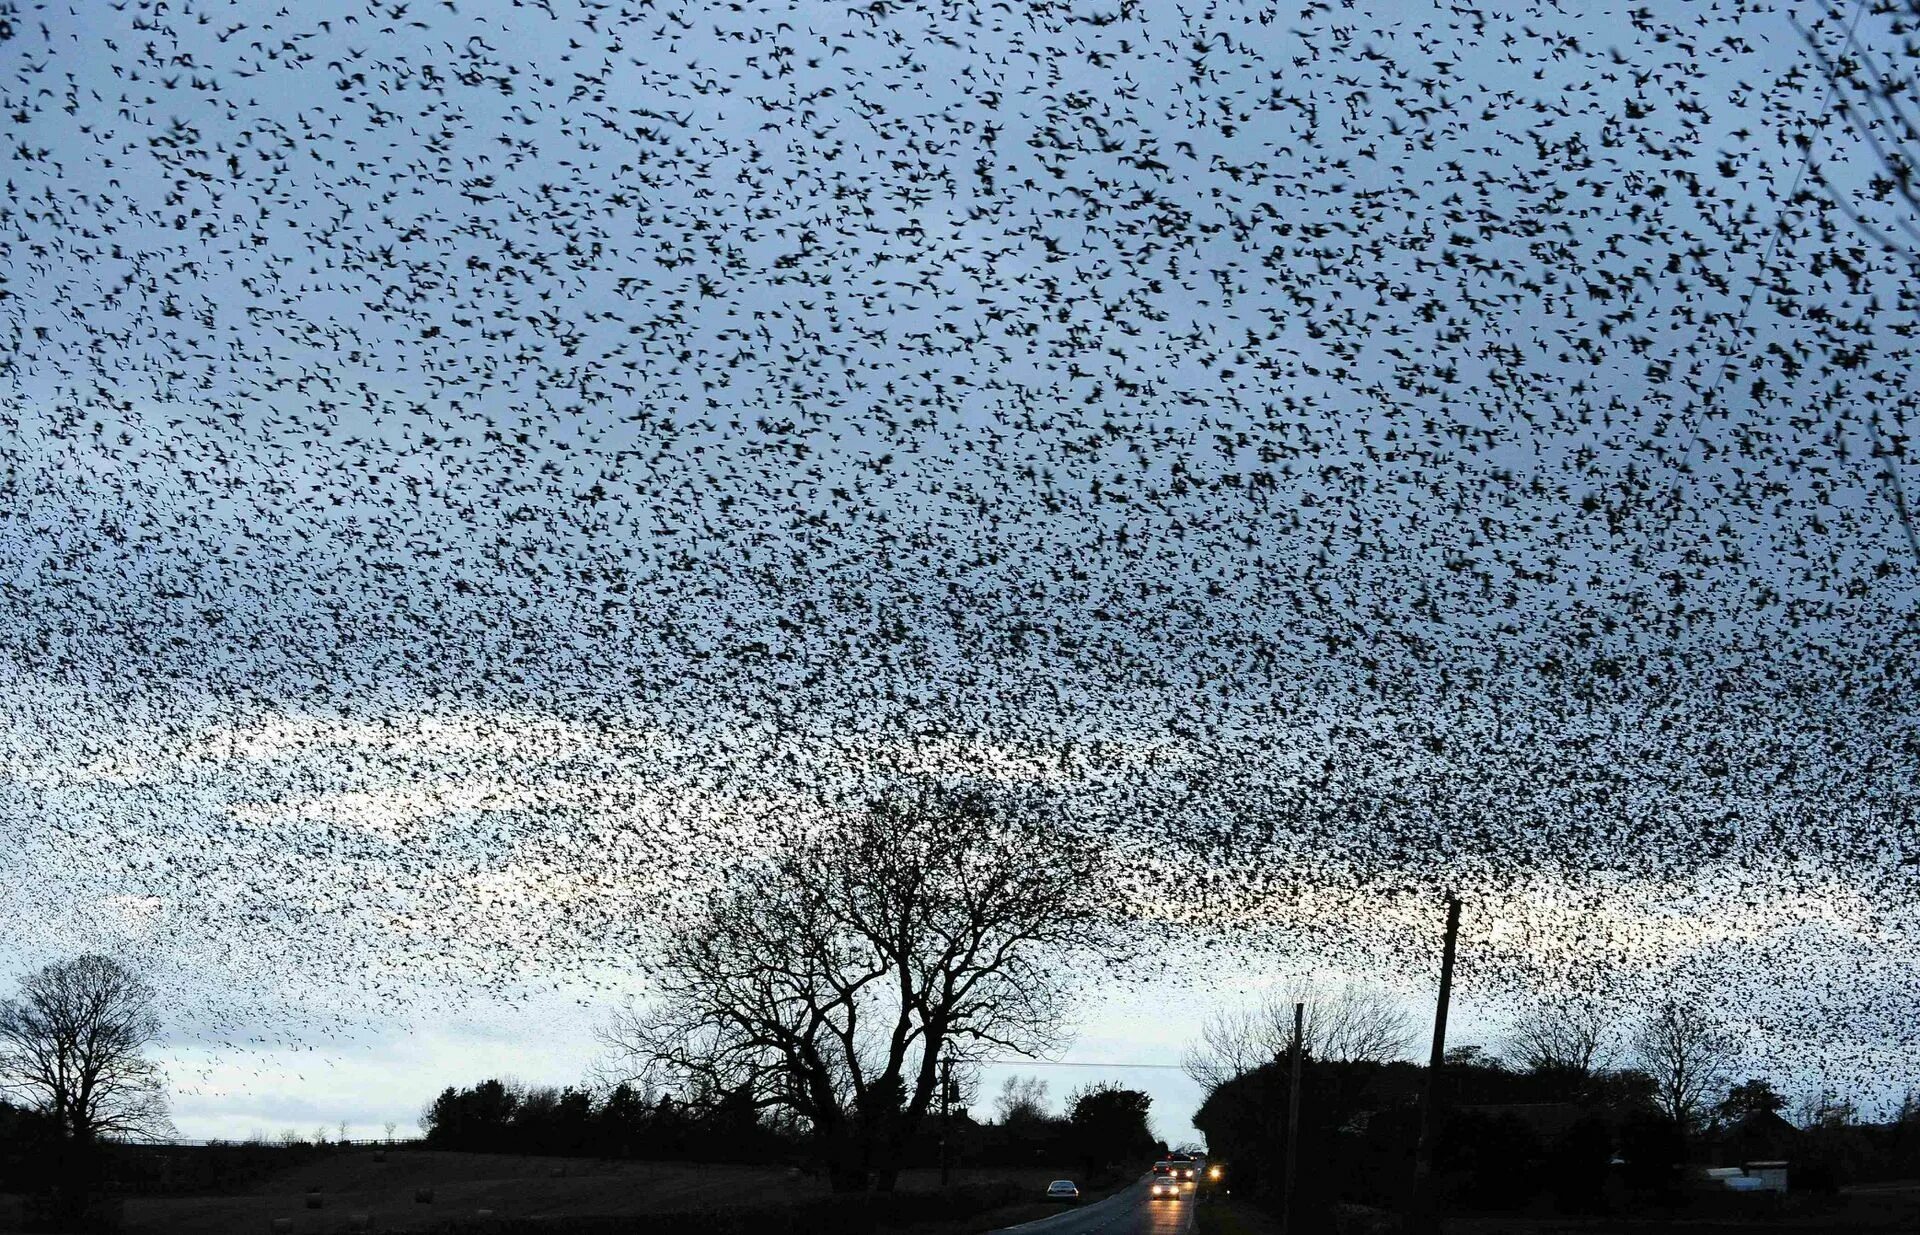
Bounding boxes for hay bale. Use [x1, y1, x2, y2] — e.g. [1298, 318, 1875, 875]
[348, 1214, 372, 1232]
[415, 1186, 435, 1203]
[269, 1220, 293, 1234]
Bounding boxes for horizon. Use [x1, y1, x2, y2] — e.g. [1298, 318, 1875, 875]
[4, 0, 1918, 1166]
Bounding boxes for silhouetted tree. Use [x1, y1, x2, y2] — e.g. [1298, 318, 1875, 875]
[421, 1078, 519, 1150]
[1717, 1077, 1786, 1124]
[1183, 982, 1414, 1091]
[1443, 1043, 1497, 1069]
[1630, 999, 1736, 1134]
[1501, 995, 1615, 1077]
[0, 955, 172, 1144]
[1796, 1088, 1861, 1131]
[598, 782, 1114, 1191]
[1066, 1083, 1155, 1176]
[993, 1074, 1051, 1124]
[0, 956, 172, 1227]
[1583, 1067, 1660, 1118]
[595, 1082, 650, 1154]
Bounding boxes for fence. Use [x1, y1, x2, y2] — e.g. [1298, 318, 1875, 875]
[141, 1137, 426, 1149]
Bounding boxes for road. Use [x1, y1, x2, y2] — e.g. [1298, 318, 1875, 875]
[989, 1179, 1196, 1235]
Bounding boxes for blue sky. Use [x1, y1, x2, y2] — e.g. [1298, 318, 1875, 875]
[2, 0, 1918, 1141]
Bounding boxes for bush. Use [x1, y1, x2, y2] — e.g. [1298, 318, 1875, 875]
[1545, 1115, 1613, 1213]
[1435, 1109, 1545, 1211]
[1615, 1110, 1684, 1203]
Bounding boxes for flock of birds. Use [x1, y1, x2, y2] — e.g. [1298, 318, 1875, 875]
[1, 0, 1917, 1110]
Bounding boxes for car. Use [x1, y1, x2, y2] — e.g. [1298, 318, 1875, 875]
[1045, 1180, 1080, 1204]
[1155, 1157, 1195, 1183]
[1150, 1178, 1183, 1200]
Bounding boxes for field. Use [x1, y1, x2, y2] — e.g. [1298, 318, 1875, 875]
[0, 1151, 1087, 1235]
[1196, 1182, 1920, 1235]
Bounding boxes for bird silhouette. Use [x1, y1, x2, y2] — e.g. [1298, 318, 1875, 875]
[0, 0, 1915, 1113]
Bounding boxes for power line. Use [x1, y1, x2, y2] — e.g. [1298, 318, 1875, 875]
[983, 1060, 1190, 1075]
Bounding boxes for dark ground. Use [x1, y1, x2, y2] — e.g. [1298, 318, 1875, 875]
[1194, 1182, 1920, 1235]
[0, 1151, 1096, 1235]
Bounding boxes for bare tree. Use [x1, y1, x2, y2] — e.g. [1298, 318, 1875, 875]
[1631, 998, 1737, 1132]
[1182, 982, 1415, 1091]
[1798, 4, 1920, 566]
[598, 782, 1112, 1191]
[1306, 982, 1417, 1065]
[993, 1074, 1051, 1124]
[1795, 1086, 1860, 1130]
[1182, 1004, 1274, 1092]
[0, 955, 172, 1144]
[1500, 995, 1616, 1076]
[1803, 2, 1920, 259]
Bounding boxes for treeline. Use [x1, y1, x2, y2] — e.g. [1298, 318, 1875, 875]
[421, 1080, 802, 1162]
[1196, 1052, 1920, 1224]
[951, 1081, 1162, 1177]
[420, 1075, 1161, 1181]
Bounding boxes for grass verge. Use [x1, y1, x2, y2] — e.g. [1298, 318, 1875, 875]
[964, 1174, 1140, 1234]
[1196, 1195, 1283, 1235]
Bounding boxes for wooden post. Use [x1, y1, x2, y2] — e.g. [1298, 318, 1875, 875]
[1280, 1000, 1305, 1235]
[1408, 894, 1462, 1234]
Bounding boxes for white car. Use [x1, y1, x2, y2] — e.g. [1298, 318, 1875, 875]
[1045, 1179, 1081, 1204]
[1150, 1177, 1183, 1200]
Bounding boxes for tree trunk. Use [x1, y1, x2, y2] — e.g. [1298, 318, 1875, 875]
[45, 1135, 103, 1231]
[824, 1128, 872, 1193]
[871, 1047, 940, 1194]
[865, 1109, 899, 1193]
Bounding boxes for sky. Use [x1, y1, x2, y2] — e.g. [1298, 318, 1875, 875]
[2, 0, 1919, 1143]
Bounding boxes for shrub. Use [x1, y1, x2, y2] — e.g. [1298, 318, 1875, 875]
[1615, 1109, 1684, 1203]
[1435, 1109, 1545, 1211]
[1792, 1159, 1842, 1196]
[1545, 1115, 1613, 1213]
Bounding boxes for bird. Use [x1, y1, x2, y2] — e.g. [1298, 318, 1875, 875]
[0, 0, 1915, 1131]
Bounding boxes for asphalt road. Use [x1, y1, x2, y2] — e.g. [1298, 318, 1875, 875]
[990, 1180, 1197, 1235]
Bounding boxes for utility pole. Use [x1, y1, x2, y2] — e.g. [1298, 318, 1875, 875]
[1280, 1000, 1305, 1235]
[1408, 894, 1463, 1235]
[939, 1054, 953, 1187]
